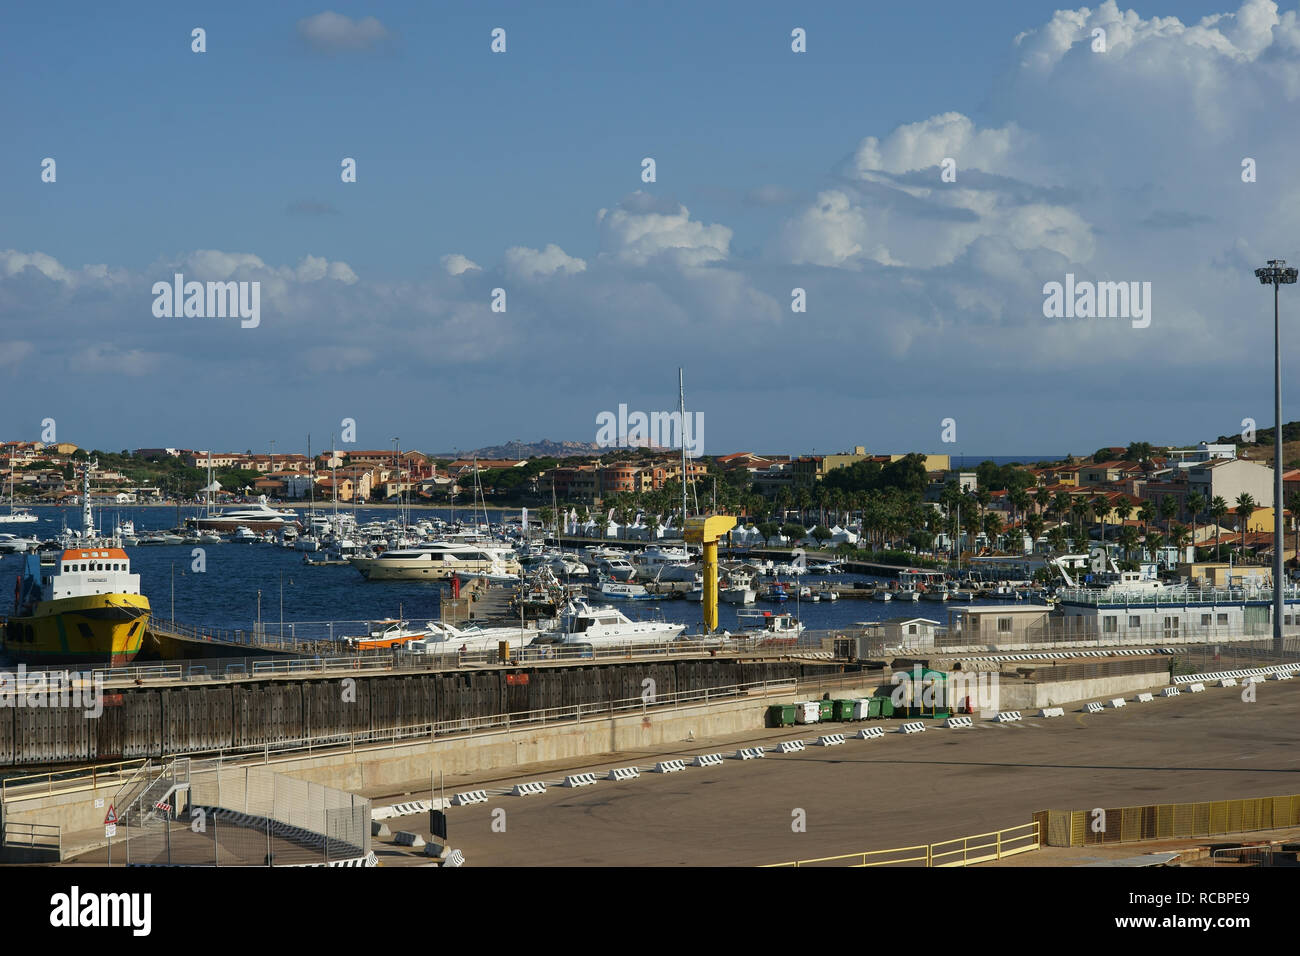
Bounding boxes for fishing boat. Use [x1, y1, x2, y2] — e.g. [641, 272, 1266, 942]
[1, 468, 150, 666]
[735, 609, 804, 645]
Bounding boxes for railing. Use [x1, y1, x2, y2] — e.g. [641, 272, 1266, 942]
[763, 820, 1040, 867]
[1056, 586, 1300, 607]
[930, 821, 1040, 866]
[0, 672, 880, 805]
[2, 758, 148, 803]
[1, 821, 62, 856]
[1211, 845, 1274, 867]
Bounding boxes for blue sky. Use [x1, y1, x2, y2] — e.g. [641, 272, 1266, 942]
[1, 1, 1294, 459]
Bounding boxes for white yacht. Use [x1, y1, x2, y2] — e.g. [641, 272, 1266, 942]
[539, 600, 684, 647]
[188, 495, 300, 532]
[0, 533, 40, 554]
[348, 541, 521, 581]
[596, 556, 637, 582]
[591, 579, 654, 601]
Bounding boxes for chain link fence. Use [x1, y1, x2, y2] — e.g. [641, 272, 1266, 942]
[119, 758, 370, 866]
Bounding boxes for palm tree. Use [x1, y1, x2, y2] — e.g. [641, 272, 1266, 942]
[1034, 485, 1051, 516]
[1137, 500, 1154, 537]
[1208, 496, 1229, 559]
[983, 513, 1003, 552]
[1070, 501, 1089, 547]
[1158, 494, 1178, 544]
[1235, 492, 1257, 557]
[1185, 491, 1205, 554]
[1026, 513, 1046, 554]
[1118, 525, 1140, 564]
[1114, 498, 1133, 527]
[1169, 524, 1190, 564]
[1146, 530, 1165, 568]
[1091, 494, 1108, 550]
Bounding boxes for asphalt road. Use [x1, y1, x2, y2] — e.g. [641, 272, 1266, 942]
[381, 680, 1300, 866]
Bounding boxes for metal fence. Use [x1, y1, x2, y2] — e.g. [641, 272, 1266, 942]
[1211, 845, 1275, 867]
[1035, 792, 1300, 847]
[118, 758, 370, 866]
[763, 820, 1040, 867]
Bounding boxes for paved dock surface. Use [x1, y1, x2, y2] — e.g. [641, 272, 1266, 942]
[370, 681, 1300, 866]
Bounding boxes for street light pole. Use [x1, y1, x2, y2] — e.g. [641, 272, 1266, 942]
[1255, 259, 1297, 654]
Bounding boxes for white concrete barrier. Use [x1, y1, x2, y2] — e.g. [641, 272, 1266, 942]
[1039, 707, 1065, 718]
[371, 821, 391, 838]
[394, 831, 426, 848]
[1187, 683, 1206, 693]
[443, 848, 465, 868]
[452, 790, 488, 806]
[1243, 675, 1264, 684]
[692, 753, 724, 767]
[1219, 678, 1238, 687]
[778, 739, 807, 753]
[1084, 702, 1104, 714]
[816, 734, 846, 746]
[607, 766, 641, 781]
[1135, 693, 1154, 703]
[1161, 686, 1180, 697]
[1274, 672, 1294, 681]
[564, 773, 599, 788]
[653, 760, 687, 773]
[900, 721, 927, 734]
[858, 727, 886, 740]
[945, 716, 973, 728]
[512, 781, 547, 796]
[1109, 698, 1127, 708]
[734, 747, 766, 760]
[995, 711, 1023, 723]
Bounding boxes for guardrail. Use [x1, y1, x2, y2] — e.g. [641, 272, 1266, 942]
[2, 758, 148, 803]
[763, 820, 1040, 867]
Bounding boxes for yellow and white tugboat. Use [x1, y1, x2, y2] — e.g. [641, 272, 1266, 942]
[2, 466, 150, 667]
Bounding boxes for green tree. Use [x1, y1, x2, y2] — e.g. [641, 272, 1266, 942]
[1185, 491, 1205, 553]
[810, 524, 832, 546]
[781, 522, 806, 545]
[1235, 492, 1257, 556]
[1208, 496, 1229, 558]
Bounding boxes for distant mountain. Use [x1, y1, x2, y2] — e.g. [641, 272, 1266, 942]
[429, 439, 605, 460]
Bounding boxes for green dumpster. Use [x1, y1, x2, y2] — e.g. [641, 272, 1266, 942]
[817, 700, 834, 722]
[833, 699, 855, 722]
[768, 704, 796, 728]
[867, 697, 883, 719]
[876, 696, 894, 718]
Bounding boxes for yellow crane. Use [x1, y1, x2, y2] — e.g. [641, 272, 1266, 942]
[684, 514, 736, 633]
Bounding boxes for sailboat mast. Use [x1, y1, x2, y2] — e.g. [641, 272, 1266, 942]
[679, 368, 688, 533]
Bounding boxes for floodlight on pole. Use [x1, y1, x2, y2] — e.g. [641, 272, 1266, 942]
[1253, 259, 1297, 654]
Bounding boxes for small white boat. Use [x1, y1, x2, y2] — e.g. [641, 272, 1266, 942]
[873, 590, 893, 602]
[593, 579, 655, 601]
[232, 526, 258, 543]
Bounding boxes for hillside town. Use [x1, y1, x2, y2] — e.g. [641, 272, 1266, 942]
[4, 437, 1300, 571]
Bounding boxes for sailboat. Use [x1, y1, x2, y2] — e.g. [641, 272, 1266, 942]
[0, 468, 37, 524]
